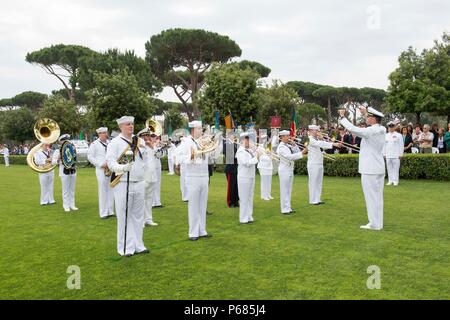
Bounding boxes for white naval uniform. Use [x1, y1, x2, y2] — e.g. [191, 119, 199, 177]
[257, 153, 273, 200]
[236, 146, 258, 223]
[167, 144, 176, 175]
[176, 143, 188, 201]
[34, 150, 55, 205]
[383, 131, 404, 185]
[2, 147, 9, 166]
[339, 118, 386, 229]
[307, 137, 333, 204]
[143, 146, 158, 225]
[106, 134, 148, 256]
[87, 139, 115, 218]
[178, 135, 210, 238]
[152, 150, 163, 207]
[52, 149, 76, 211]
[277, 142, 303, 213]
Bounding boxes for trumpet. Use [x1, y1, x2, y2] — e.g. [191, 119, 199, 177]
[322, 133, 360, 152]
[292, 137, 336, 161]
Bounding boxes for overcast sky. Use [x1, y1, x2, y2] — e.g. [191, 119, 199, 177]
[0, 0, 448, 102]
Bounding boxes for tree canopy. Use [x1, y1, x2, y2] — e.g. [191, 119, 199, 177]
[145, 28, 242, 120]
[26, 44, 96, 101]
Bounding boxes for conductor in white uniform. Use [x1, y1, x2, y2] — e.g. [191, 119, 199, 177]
[307, 125, 342, 205]
[106, 116, 149, 257]
[34, 143, 56, 205]
[88, 127, 115, 219]
[236, 133, 260, 224]
[276, 130, 306, 214]
[339, 107, 386, 231]
[178, 121, 213, 241]
[383, 122, 404, 186]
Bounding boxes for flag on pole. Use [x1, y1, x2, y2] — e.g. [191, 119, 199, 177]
[215, 111, 219, 130]
[290, 109, 298, 137]
[224, 112, 235, 130]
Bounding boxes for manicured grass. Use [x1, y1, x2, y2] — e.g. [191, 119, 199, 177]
[0, 165, 449, 299]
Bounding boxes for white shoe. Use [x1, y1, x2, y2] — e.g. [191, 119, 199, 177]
[360, 223, 382, 231]
[269, 196, 274, 200]
[145, 222, 158, 227]
[64, 208, 70, 212]
[386, 182, 393, 186]
[393, 183, 398, 186]
[262, 198, 270, 201]
[70, 207, 79, 211]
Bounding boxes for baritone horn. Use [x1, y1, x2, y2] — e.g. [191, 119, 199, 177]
[26, 118, 60, 173]
[145, 119, 162, 136]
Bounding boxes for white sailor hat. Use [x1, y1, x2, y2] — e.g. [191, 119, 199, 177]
[188, 120, 202, 128]
[387, 121, 396, 127]
[279, 130, 290, 136]
[96, 127, 108, 134]
[308, 125, 320, 130]
[137, 127, 151, 137]
[240, 132, 250, 138]
[367, 107, 384, 118]
[58, 134, 70, 142]
[116, 116, 135, 125]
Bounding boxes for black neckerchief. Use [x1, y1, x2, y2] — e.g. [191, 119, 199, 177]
[244, 148, 254, 157]
[191, 137, 200, 149]
[99, 140, 108, 150]
[283, 142, 294, 154]
[42, 150, 50, 158]
[120, 136, 142, 160]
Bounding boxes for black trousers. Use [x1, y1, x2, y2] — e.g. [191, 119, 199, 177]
[226, 172, 239, 207]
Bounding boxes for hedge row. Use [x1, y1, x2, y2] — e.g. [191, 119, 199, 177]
[5, 153, 450, 181]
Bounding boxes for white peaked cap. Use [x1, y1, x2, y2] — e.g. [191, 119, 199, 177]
[308, 125, 320, 130]
[188, 120, 202, 128]
[240, 132, 250, 138]
[367, 107, 384, 118]
[58, 134, 70, 142]
[279, 130, 290, 136]
[116, 116, 135, 125]
[96, 127, 108, 134]
[137, 128, 151, 137]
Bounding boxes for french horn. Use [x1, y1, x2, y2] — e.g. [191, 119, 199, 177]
[26, 118, 60, 173]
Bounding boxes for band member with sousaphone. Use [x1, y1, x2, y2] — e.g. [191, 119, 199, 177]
[52, 134, 78, 212]
[106, 116, 149, 257]
[88, 127, 115, 219]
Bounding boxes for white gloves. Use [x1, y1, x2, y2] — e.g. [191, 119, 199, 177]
[122, 162, 133, 172]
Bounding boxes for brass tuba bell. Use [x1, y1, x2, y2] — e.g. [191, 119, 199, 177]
[26, 118, 60, 173]
[145, 118, 162, 136]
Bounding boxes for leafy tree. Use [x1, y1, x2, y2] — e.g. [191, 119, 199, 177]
[297, 103, 327, 127]
[146, 28, 242, 120]
[256, 80, 302, 128]
[1, 107, 35, 143]
[237, 60, 271, 78]
[199, 63, 260, 126]
[0, 98, 15, 110]
[38, 95, 84, 136]
[312, 86, 341, 127]
[163, 103, 186, 133]
[86, 69, 155, 130]
[78, 49, 161, 96]
[26, 44, 96, 101]
[12, 91, 47, 111]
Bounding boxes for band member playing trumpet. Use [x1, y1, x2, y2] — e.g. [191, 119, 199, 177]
[52, 134, 78, 212]
[178, 121, 219, 241]
[277, 130, 307, 214]
[307, 125, 342, 205]
[34, 143, 56, 205]
[236, 133, 260, 224]
[257, 142, 274, 201]
[88, 127, 115, 219]
[152, 136, 164, 208]
[339, 106, 386, 231]
[106, 116, 149, 257]
[138, 128, 159, 227]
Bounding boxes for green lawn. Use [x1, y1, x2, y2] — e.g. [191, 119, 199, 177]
[0, 165, 449, 300]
